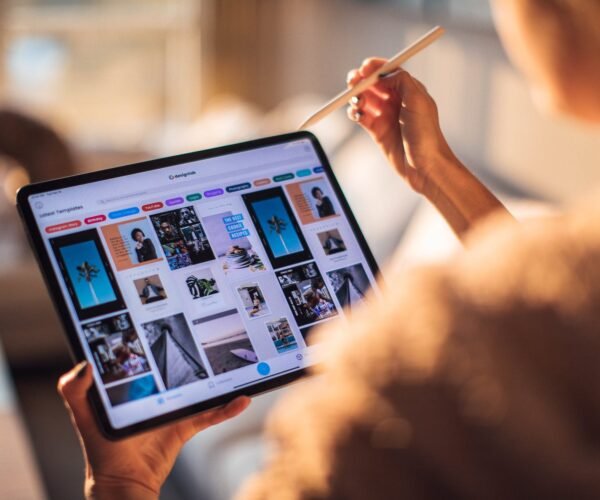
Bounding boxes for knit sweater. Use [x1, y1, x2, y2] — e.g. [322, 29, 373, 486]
[239, 198, 600, 500]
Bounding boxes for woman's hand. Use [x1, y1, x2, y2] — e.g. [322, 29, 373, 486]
[346, 58, 458, 194]
[58, 361, 250, 500]
[346, 58, 512, 239]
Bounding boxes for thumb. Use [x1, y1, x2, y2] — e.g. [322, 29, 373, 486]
[57, 361, 100, 438]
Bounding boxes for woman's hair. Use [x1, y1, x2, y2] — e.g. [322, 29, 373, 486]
[131, 228, 144, 239]
[525, 0, 600, 52]
[311, 187, 323, 198]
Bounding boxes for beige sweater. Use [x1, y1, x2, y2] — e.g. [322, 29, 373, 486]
[239, 199, 600, 500]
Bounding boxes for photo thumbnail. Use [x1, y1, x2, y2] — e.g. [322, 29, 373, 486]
[106, 374, 158, 407]
[50, 229, 125, 320]
[134, 274, 167, 305]
[276, 262, 338, 327]
[285, 177, 339, 225]
[243, 187, 313, 269]
[141, 313, 208, 389]
[327, 263, 371, 312]
[192, 309, 258, 375]
[266, 317, 298, 354]
[237, 283, 270, 319]
[100, 217, 161, 271]
[150, 206, 215, 270]
[82, 312, 151, 384]
[185, 268, 220, 299]
[202, 211, 266, 275]
[317, 228, 346, 255]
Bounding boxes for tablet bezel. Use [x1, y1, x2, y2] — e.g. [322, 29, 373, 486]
[16, 131, 380, 439]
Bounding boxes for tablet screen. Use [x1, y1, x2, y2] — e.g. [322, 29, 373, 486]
[23, 135, 379, 431]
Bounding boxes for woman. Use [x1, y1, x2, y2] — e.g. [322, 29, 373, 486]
[59, 1, 600, 498]
[311, 186, 336, 218]
[131, 228, 157, 263]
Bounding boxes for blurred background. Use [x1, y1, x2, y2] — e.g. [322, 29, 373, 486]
[0, 0, 598, 498]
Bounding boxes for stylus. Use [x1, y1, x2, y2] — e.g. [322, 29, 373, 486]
[297, 25, 445, 130]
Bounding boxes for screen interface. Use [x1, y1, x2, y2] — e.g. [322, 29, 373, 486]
[27, 137, 378, 429]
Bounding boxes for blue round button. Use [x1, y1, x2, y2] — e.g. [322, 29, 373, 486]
[257, 362, 271, 376]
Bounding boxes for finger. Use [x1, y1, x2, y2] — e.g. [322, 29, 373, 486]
[346, 69, 361, 88]
[358, 57, 387, 79]
[57, 361, 101, 438]
[175, 396, 251, 442]
[346, 104, 378, 130]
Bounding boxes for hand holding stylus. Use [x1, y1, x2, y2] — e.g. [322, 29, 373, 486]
[297, 26, 444, 129]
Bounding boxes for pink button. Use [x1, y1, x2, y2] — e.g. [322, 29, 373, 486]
[142, 202, 164, 212]
[84, 215, 107, 225]
[45, 220, 82, 234]
[253, 178, 271, 187]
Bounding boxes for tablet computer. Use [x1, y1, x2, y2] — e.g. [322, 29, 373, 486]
[17, 131, 379, 438]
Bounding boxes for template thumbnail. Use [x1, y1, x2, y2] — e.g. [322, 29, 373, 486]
[192, 310, 258, 375]
[105, 374, 158, 407]
[265, 317, 298, 354]
[50, 229, 126, 320]
[237, 283, 270, 319]
[317, 229, 346, 255]
[276, 262, 338, 327]
[141, 313, 208, 389]
[285, 177, 339, 224]
[101, 217, 162, 271]
[82, 312, 151, 384]
[150, 206, 215, 270]
[134, 275, 167, 305]
[327, 263, 371, 312]
[243, 187, 313, 268]
[185, 268, 220, 299]
[202, 211, 266, 275]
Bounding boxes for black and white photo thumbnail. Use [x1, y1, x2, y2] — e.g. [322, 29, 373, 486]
[327, 263, 371, 311]
[141, 313, 208, 389]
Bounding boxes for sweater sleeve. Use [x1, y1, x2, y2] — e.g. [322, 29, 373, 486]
[238, 210, 600, 500]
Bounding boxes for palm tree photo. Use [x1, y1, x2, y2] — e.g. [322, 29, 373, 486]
[267, 214, 290, 254]
[77, 261, 100, 305]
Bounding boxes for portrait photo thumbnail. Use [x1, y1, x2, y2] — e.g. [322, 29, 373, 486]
[134, 274, 167, 305]
[285, 177, 339, 225]
[236, 283, 270, 319]
[82, 312, 151, 385]
[266, 317, 298, 354]
[192, 309, 258, 375]
[150, 206, 215, 270]
[327, 263, 371, 312]
[100, 217, 162, 271]
[50, 229, 126, 321]
[276, 262, 338, 327]
[141, 313, 209, 389]
[202, 211, 266, 275]
[317, 228, 347, 256]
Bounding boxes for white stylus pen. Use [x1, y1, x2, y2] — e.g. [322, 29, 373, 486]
[297, 25, 445, 130]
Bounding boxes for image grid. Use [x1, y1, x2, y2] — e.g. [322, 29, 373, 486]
[276, 262, 338, 327]
[150, 206, 215, 270]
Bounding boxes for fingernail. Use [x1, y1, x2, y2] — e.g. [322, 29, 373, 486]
[351, 110, 363, 122]
[350, 95, 361, 105]
[75, 361, 88, 378]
